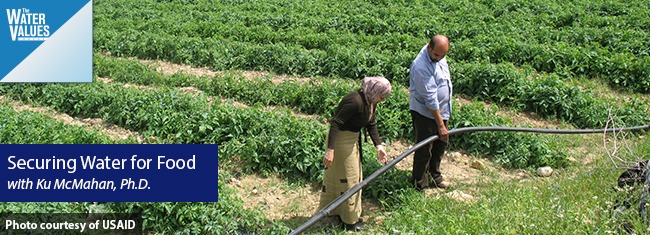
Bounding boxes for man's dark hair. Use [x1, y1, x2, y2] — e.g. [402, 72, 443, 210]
[429, 36, 436, 48]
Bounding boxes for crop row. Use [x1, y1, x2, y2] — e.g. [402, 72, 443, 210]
[95, 0, 649, 42]
[454, 62, 650, 129]
[93, 56, 569, 169]
[1, 78, 564, 179]
[453, 36, 650, 93]
[0, 83, 330, 181]
[96, 26, 650, 94]
[94, 32, 412, 85]
[0, 103, 131, 144]
[95, 56, 650, 135]
[94, 0, 649, 92]
[93, 55, 410, 140]
[0, 102, 286, 234]
[94, 21, 649, 93]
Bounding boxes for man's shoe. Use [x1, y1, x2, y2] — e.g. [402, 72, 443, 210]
[433, 177, 450, 189]
[434, 180, 450, 188]
[342, 219, 365, 231]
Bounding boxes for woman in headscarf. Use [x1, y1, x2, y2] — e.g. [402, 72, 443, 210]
[319, 76, 392, 231]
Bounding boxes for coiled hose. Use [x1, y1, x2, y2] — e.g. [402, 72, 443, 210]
[289, 124, 650, 234]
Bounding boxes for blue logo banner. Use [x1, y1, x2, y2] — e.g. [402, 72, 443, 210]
[1, 0, 92, 82]
[0, 144, 219, 202]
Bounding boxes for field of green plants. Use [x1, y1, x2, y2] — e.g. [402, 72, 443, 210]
[1, 0, 649, 234]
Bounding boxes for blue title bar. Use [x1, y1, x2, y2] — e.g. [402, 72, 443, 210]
[0, 144, 218, 202]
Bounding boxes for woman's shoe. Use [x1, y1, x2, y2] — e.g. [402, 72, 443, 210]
[342, 218, 365, 231]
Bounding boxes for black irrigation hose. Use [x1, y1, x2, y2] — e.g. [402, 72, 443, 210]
[639, 160, 650, 223]
[289, 124, 650, 234]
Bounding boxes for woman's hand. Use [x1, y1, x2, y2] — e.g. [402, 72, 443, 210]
[376, 144, 388, 164]
[323, 149, 334, 169]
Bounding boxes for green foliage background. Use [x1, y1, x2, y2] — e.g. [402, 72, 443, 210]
[0, 0, 648, 234]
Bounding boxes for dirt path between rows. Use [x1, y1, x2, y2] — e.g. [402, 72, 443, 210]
[140, 59, 315, 84]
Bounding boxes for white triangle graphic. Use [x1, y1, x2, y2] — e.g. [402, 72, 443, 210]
[2, 1, 92, 83]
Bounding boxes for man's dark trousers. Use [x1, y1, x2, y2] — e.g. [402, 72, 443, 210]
[411, 110, 448, 186]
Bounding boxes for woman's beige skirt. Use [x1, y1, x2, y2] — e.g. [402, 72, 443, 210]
[318, 130, 362, 224]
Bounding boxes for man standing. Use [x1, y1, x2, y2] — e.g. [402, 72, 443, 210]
[409, 34, 453, 189]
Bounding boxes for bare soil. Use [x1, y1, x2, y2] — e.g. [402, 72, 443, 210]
[226, 146, 532, 232]
[140, 58, 314, 84]
[106, 58, 596, 231]
[222, 90, 570, 232]
[228, 126, 551, 231]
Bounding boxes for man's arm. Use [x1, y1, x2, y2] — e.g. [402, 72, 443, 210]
[429, 109, 448, 142]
